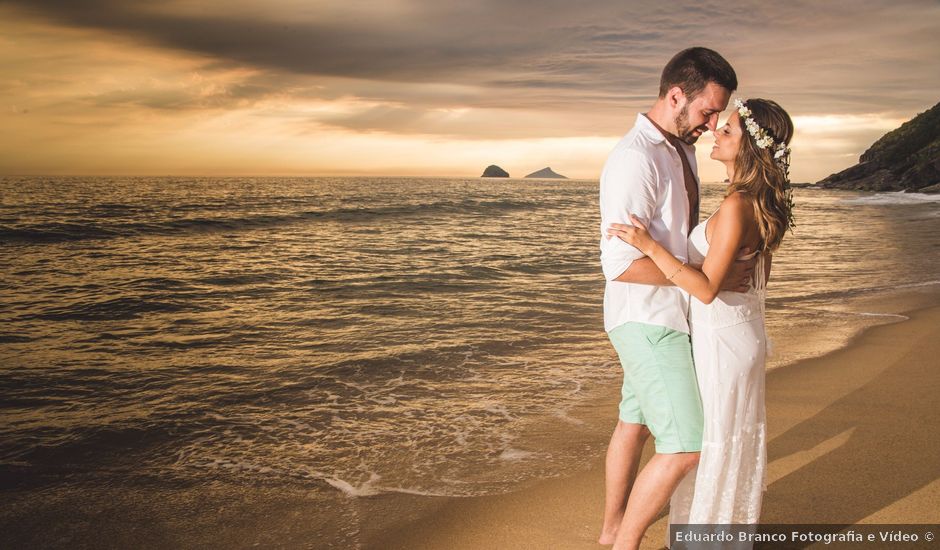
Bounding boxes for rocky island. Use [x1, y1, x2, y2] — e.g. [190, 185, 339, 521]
[481, 165, 509, 178]
[524, 167, 567, 179]
[817, 100, 940, 193]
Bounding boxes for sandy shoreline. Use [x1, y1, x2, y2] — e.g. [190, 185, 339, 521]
[3, 293, 938, 549]
[371, 297, 940, 549]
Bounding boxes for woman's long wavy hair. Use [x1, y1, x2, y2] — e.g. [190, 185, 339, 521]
[727, 98, 794, 252]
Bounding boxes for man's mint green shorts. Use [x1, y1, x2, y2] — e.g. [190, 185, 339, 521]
[608, 322, 703, 454]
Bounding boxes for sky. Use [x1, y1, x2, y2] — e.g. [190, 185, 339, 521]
[1, 0, 939, 182]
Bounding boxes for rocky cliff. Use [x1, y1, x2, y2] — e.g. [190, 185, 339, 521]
[817, 101, 940, 192]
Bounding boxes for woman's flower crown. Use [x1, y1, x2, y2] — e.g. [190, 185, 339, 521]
[734, 98, 796, 230]
[734, 98, 791, 174]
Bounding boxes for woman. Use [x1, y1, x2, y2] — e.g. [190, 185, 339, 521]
[607, 98, 794, 529]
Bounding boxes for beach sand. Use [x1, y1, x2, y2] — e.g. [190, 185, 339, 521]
[372, 298, 940, 550]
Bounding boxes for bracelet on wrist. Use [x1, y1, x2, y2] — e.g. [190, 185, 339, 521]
[666, 262, 685, 280]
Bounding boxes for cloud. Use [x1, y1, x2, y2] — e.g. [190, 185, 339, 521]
[22, 4, 940, 99]
[307, 102, 620, 140]
[2, 0, 566, 81]
[0, 0, 938, 178]
[6, 0, 938, 110]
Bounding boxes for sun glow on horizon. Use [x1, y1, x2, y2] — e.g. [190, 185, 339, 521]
[1, 2, 938, 182]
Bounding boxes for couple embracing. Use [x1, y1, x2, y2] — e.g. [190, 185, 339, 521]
[598, 47, 794, 549]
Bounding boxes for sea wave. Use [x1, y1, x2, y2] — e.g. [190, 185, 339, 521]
[0, 197, 552, 244]
[15, 296, 194, 322]
[767, 279, 940, 306]
[841, 191, 940, 205]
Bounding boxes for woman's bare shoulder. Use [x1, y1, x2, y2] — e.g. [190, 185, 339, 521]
[716, 191, 755, 223]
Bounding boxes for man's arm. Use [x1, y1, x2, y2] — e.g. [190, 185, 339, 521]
[599, 148, 754, 290]
[599, 149, 658, 282]
[612, 256, 674, 286]
[611, 248, 755, 290]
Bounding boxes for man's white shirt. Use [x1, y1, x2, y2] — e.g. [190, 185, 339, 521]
[599, 113, 699, 334]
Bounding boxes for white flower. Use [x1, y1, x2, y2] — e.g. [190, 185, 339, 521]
[734, 97, 784, 153]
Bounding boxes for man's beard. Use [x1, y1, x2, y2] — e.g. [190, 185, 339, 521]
[674, 104, 704, 144]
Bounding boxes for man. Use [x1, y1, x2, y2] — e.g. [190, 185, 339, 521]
[597, 47, 751, 550]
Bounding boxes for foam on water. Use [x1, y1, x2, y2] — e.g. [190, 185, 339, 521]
[854, 312, 909, 319]
[896, 279, 940, 289]
[842, 191, 940, 205]
[552, 409, 586, 426]
[322, 472, 384, 498]
[499, 448, 537, 461]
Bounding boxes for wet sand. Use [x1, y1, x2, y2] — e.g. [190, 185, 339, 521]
[374, 300, 940, 549]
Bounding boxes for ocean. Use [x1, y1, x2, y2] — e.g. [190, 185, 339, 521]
[1, 176, 939, 547]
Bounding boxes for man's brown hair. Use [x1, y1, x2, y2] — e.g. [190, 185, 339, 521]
[658, 47, 737, 100]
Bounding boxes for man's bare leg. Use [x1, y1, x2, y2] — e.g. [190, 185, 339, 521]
[598, 421, 651, 544]
[612, 451, 700, 550]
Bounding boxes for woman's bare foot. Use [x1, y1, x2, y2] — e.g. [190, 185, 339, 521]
[598, 527, 618, 545]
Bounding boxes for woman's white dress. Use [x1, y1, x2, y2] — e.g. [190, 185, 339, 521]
[668, 210, 768, 533]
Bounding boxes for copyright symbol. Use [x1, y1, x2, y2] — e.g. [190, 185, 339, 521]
[926, 532, 934, 542]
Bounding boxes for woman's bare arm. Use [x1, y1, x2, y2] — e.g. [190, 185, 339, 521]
[607, 193, 754, 304]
